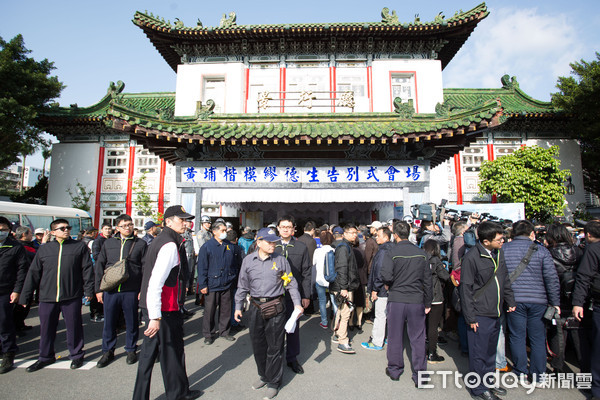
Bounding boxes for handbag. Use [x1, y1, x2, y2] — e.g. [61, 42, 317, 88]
[99, 238, 136, 292]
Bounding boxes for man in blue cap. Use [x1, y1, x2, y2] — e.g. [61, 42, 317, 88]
[234, 227, 303, 400]
[142, 221, 159, 245]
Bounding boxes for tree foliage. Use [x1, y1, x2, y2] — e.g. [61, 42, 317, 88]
[552, 52, 600, 195]
[478, 146, 570, 222]
[10, 175, 48, 204]
[67, 180, 94, 211]
[132, 172, 163, 223]
[0, 34, 64, 169]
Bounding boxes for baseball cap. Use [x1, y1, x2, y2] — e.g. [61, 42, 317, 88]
[333, 226, 344, 235]
[163, 205, 194, 220]
[34, 228, 45, 235]
[201, 215, 211, 223]
[256, 227, 280, 242]
[368, 221, 383, 229]
[267, 223, 277, 229]
[144, 221, 158, 230]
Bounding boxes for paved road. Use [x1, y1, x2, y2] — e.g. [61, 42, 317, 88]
[0, 298, 589, 400]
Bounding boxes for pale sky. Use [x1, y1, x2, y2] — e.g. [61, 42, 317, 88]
[2, 0, 599, 168]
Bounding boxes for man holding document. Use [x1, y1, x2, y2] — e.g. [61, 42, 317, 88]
[234, 227, 303, 400]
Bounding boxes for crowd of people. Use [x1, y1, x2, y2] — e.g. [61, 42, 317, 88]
[0, 207, 599, 400]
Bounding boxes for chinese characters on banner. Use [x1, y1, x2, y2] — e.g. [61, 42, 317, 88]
[182, 164, 426, 184]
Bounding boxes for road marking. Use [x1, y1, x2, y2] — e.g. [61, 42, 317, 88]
[14, 359, 97, 370]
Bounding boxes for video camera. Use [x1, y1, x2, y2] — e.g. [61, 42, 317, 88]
[410, 200, 512, 227]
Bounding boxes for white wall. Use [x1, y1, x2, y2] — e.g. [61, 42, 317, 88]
[371, 59, 443, 114]
[430, 161, 452, 204]
[175, 62, 246, 116]
[47, 142, 100, 213]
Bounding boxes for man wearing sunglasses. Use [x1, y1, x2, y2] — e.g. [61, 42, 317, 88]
[20, 219, 95, 372]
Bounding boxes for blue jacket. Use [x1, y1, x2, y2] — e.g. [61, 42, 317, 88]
[503, 236, 560, 306]
[197, 238, 242, 292]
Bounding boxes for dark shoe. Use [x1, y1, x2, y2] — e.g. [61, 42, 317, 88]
[26, 359, 55, 372]
[263, 387, 278, 399]
[182, 307, 195, 317]
[252, 378, 267, 390]
[287, 360, 304, 374]
[96, 351, 114, 368]
[490, 387, 507, 396]
[336, 344, 355, 354]
[470, 390, 500, 400]
[437, 336, 447, 344]
[70, 358, 84, 369]
[221, 335, 236, 342]
[356, 325, 363, 334]
[0, 352, 15, 374]
[195, 294, 201, 306]
[427, 352, 445, 363]
[385, 368, 400, 381]
[126, 351, 138, 365]
[178, 389, 203, 400]
[204, 337, 214, 345]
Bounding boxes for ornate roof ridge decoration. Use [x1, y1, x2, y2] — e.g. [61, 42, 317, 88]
[134, 3, 486, 31]
[133, 3, 488, 71]
[443, 75, 557, 116]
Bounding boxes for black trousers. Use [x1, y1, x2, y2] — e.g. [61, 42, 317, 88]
[466, 316, 500, 396]
[249, 301, 287, 389]
[284, 295, 300, 363]
[0, 294, 17, 354]
[133, 309, 190, 400]
[203, 288, 233, 338]
[427, 303, 444, 353]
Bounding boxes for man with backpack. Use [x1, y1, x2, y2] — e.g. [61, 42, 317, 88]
[503, 220, 560, 386]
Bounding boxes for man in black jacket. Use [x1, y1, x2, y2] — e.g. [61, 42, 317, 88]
[380, 221, 432, 384]
[20, 218, 94, 372]
[460, 222, 516, 400]
[90, 222, 112, 322]
[330, 224, 360, 354]
[95, 214, 147, 368]
[0, 217, 29, 374]
[572, 220, 600, 400]
[274, 215, 311, 374]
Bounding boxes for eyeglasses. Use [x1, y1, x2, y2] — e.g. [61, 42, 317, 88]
[54, 226, 72, 232]
[118, 223, 134, 228]
[278, 226, 294, 230]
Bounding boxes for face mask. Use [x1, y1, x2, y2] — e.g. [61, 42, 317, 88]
[219, 232, 227, 240]
[0, 231, 9, 241]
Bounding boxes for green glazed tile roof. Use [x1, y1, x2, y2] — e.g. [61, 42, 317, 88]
[133, 3, 488, 71]
[444, 75, 555, 116]
[133, 3, 487, 32]
[38, 75, 560, 140]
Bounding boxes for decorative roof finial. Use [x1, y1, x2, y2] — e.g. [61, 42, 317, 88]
[381, 8, 399, 24]
[219, 12, 237, 28]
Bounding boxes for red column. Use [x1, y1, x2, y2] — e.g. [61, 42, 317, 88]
[244, 67, 250, 114]
[279, 67, 286, 113]
[94, 146, 105, 227]
[367, 66, 373, 112]
[487, 144, 498, 203]
[157, 159, 167, 214]
[125, 146, 135, 215]
[329, 66, 336, 112]
[454, 154, 463, 205]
